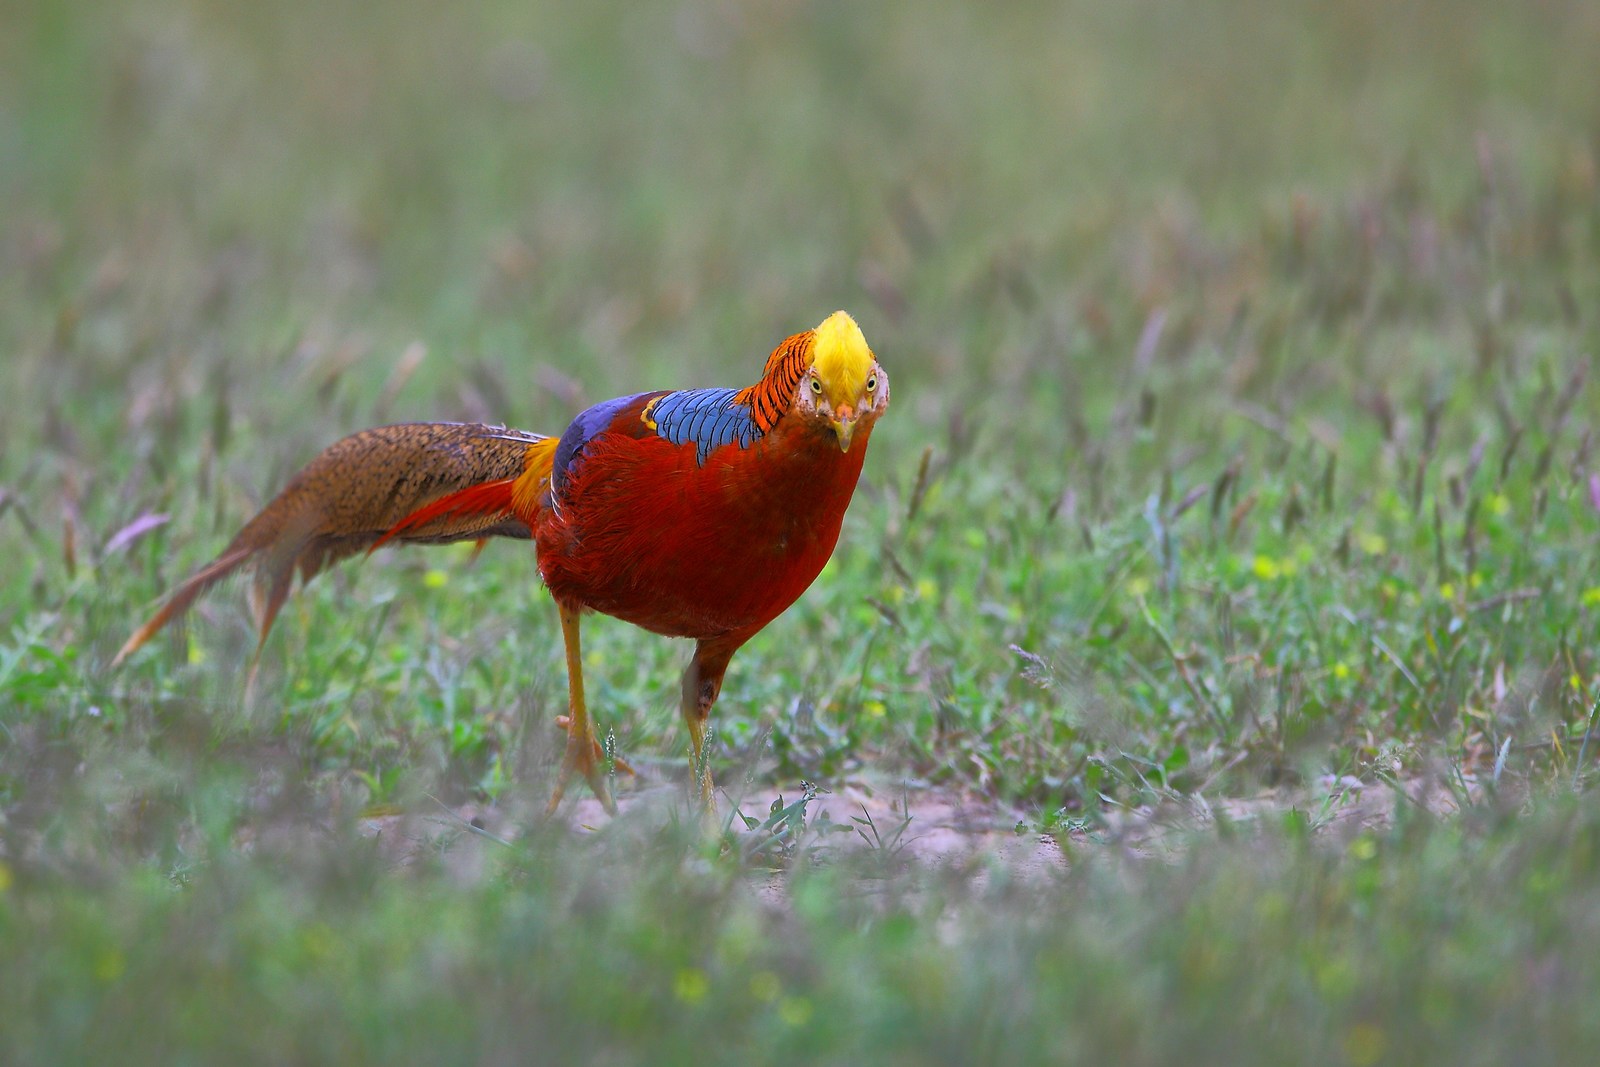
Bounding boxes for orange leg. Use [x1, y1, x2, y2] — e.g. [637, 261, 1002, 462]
[680, 639, 739, 810]
[546, 601, 618, 816]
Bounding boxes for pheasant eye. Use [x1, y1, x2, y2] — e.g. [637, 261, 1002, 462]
[810, 377, 823, 394]
[865, 376, 877, 392]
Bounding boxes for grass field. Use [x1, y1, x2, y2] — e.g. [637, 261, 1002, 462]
[4, 0, 1600, 1062]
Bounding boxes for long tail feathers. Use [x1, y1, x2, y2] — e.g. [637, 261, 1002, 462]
[111, 546, 256, 668]
[114, 423, 556, 669]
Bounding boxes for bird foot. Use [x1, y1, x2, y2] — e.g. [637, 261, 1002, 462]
[545, 715, 628, 818]
[553, 715, 634, 776]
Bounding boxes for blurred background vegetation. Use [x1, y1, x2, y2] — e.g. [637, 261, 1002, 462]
[3, 0, 1600, 1062]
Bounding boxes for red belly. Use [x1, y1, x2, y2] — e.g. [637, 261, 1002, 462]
[534, 420, 870, 641]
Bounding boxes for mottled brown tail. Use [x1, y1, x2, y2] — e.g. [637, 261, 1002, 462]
[113, 422, 556, 668]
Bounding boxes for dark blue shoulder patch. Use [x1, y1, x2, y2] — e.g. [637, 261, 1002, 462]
[552, 391, 654, 492]
[648, 387, 761, 465]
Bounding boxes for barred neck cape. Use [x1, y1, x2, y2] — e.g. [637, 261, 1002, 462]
[733, 329, 814, 433]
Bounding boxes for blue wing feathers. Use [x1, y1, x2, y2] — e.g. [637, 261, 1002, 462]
[553, 387, 763, 490]
[649, 388, 760, 464]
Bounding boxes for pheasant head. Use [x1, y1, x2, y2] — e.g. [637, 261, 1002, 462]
[794, 311, 890, 452]
[736, 310, 889, 451]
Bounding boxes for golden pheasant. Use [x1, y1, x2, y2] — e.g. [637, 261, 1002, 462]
[115, 311, 890, 813]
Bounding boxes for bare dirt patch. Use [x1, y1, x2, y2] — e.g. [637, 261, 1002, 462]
[356, 766, 1480, 886]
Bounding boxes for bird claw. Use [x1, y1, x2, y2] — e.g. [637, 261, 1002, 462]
[546, 716, 624, 818]
[554, 714, 635, 777]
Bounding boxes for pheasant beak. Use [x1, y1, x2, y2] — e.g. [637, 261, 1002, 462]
[830, 407, 857, 452]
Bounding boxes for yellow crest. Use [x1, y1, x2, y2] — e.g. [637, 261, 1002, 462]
[809, 311, 874, 405]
